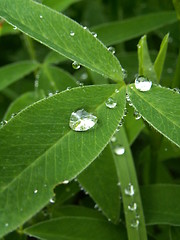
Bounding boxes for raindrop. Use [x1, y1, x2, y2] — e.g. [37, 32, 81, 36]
[34, 189, 38, 194]
[62, 180, 69, 184]
[69, 109, 98, 132]
[125, 183, 134, 196]
[55, 90, 59, 94]
[34, 79, 39, 88]
[108, 46, 115, 54]
[83, 26, 88, 30]
[134, 110, 141, 120]
[105, 97, 117, 109]
[11, 113, 17, 119]
[115, 89, 119, 93]
[48, 92, 54, 97]
[13, 26, 17, 30]
[40, 15, 43, 19]
[94, 204, 98, 209]
[131, 219, 139, 228]
[135, 76, 152, 92]
[114, 145, 125, 155]
[122, 68, 127, 79]
[92, 32, 97, 38]
[5, 223, 9, 227]
[111, 136, 117, 143]
[124, 108, 128, 116]
[72, 61, 81, 70]
[70, 31, 75, 36]
[116, 119, 124, 131]
[128, 202, 137, 211]
[1, 120, 7, 126]
[66, 86, 71, 91]
[49, 197, 55, 204]
[173, 88, 180, 93]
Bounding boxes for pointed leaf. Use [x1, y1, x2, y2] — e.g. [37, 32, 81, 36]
[138, 35, 157, 83]
[0, 61, 39, 91]
[0, 0, 123, 82]
[78, 144, 121, 223]
[91, 12, 177, 45]
[24, 217, 127, 240]
[0, 84, 126, 238]
[154, 33, 169, 82]
[127, 84, 180, 147]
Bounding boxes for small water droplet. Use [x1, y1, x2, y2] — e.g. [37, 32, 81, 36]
[125, 183, 134, 196]
[117, 182, 121, 186]
[131, 219, 139, 228]
[34, 189, 38, 194]
[135, 76, 152, 92]
[134, 110, 141, 120]
[83, 26, 88, 30]
[122, 68, 127, 79]
[5, 223, 9, 227]
[69, 109, 98, 132]
[116, 119, 124, 131]
[111, 136, 117, 143]
[40, 15, 43, 19]
[114, 145, 125, 155]
[105, 97, 117, 109]
[108, 46, 115, 54]
[34, 79, 39, 88]
[124, 108, 128, 116]
[48, 92, 54, 97]
[13, 26, 17, 30]
[0, 120, 7, 126]
[80, 72, 88, 80]
[66, 86, 71, 91]
[173, 88, 180, 93]
[49, 197, 55, 204]
[72, 61, 81, 70]
[70, 31, 75, 36]
[94, 204, 98, 209]
[128, 202, 137, 211]
[115, 89, 119, 93]
[62, 180, 69, 184]
[92, 32, 97, 38]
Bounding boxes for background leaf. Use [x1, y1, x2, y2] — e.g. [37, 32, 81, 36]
[43, 0, 80, 12]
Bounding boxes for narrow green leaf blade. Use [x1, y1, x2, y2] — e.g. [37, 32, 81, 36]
[141, 185, 180, 225]
[78, 144, 121, 223]
[0, 84, 126, 238]
[43, 0, 80, 12]
[24, 217, 127, 240]
[173, 0, 180, 19]
[0, 0, 123, 82]
[138, 35, 157, 83]
[127, 84, 180, 147]
[0, 61, 39, 91]
[92, 12, 177, 46]
[154, 33, 169, 82]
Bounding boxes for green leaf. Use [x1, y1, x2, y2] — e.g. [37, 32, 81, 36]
[78, 144, 121, 223]
[24, 216, 127, 240]
[38, 65, 78, 94]
[43, 0, 80, 12]
[0, 61, 39, 91]
[154, 33, 169, 82]
[138, 35, 157, 83]
[173, 0, 180, 19]
[0, 84, 126, 238]
[3, 91, 44, 121]
[0, 19, 19, 37]
[44, 51, 67, 65]
[170, 226, 180, 239]
[0, 0, 123, 82]
[91, 12, 177, 46]
[112, 127, 147, 240]
[141, 185, 180, 225]
[172, 50, 180, 88]
[127, 84, 180, 147]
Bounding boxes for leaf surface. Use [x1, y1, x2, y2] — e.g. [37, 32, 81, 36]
[0, 84, 126, 238]
[43, 0, 80, 12]
[127, 84, 180, 147]
[0, 0, 123, 81]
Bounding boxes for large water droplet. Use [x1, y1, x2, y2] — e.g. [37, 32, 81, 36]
[105, 97, 117, 109]
[72, 61, 81, 70]
[114, 145, 125, 155]
[70, 31, 75, 36]
[125, 183, 134, 196]
[69, 109, 97, 132]
[128, 202, 137, 211]
[135, 76, 152, 92]
[131, 219, 139, 228]
[116, 119, 124, 131]
[108, 46, 115, 54]
[134, 110, 141, 120]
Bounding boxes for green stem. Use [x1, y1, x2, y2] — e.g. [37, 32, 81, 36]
[111, 127, 147, 240]
[23, 34, 36, 61]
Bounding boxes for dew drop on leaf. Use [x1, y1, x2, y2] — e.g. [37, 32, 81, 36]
[131, 219, 139, 228]
[108, 46, 115, 54]
[49, 197, 55, 204]
[125, 183, 135, 196]
[111, 136, 117, 143]
[39, 15, 43, 19]
[13, 26, 17, 30]
[105, 97, 117, 109]
[1, 120, 7, 127]
[34, 189, 38, 194]
[135, 76, 152, 92]
[62, 180, 69, 184]
[70, 31, 75, 36]
[69, 109, 98, 132]
[92, 32, 97, 38]
[72, 61, 81, 70]
[128, 202, 137, 211]
[134, 110, 141, 120]
[114, 145, 125, 155]
[122, 68, 127, 79]
[115, 89, 119, 93]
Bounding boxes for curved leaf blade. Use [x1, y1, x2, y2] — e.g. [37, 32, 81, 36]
[127, 84, 180, 147]
[92, 12, 177, 46]
[0, 61, 39, 91]
[0, 0, 123, 82]
[24, 217, 127, 240]
[0, 84, 126, 238]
